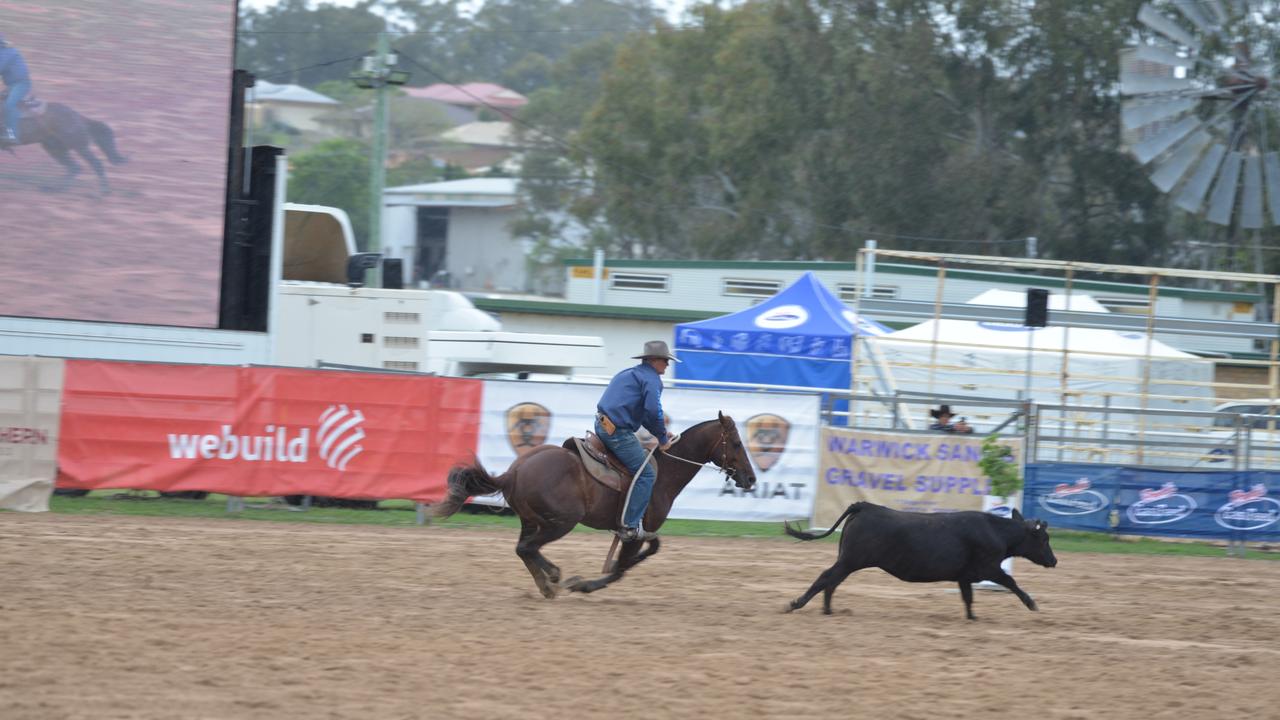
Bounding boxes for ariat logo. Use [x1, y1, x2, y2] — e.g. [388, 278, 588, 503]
[506, 402, 551, 456]
[317, 404, 366, 471]
[746, 413, 790, 472]
[1126, 482, 1196, 525]
[1214, 484, 1280, 531]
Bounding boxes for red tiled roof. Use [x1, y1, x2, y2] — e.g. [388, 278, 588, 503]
[403, 82, 528, 109]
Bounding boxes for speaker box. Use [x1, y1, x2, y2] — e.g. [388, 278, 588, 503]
[382, 258, 404, 289]
[1025, 288, 1049, 327]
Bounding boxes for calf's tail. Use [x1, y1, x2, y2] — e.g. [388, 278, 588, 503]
[783, 502, 863, 541]
[433, 458, 506, 519]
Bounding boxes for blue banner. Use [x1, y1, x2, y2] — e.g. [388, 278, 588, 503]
[1024, 463, 1280, 540]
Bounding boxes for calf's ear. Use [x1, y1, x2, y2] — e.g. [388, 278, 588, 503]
[1011, 508, 1024, 522]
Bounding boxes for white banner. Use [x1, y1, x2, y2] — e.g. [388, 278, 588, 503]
[0, 356, 64, 512]
[474, 379, 820, 521]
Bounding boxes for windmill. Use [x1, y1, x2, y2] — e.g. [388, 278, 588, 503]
[1121, 1, 1280, 236]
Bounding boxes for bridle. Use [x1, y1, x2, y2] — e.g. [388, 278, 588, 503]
[661, 426, 742, 481]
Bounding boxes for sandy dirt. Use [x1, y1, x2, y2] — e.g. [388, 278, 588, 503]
[2, 513, 1278, 720]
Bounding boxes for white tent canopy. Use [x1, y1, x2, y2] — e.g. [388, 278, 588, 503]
[861, 289, 1215, 413]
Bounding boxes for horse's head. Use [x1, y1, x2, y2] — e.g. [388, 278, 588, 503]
[714, 411, 757, 491]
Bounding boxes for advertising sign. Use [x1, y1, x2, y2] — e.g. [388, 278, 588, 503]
[814, 428, 1022, 528]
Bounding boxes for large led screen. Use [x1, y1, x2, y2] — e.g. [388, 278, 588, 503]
[0, 1, 236, 327]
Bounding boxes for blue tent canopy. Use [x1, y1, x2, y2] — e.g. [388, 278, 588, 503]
[673, 272, 890, 391]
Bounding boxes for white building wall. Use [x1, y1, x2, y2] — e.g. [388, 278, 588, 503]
[381, 205, 418, 286]
[446, 208, 523, 292]
[563, 264, 1258, 356]
[479, 311, 673, 377]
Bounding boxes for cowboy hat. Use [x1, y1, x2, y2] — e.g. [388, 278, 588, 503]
[929, 405, 955, 419]
[632, 340, 680, 363]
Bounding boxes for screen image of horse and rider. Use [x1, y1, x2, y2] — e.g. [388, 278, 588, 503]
[0, 1, 235, 327]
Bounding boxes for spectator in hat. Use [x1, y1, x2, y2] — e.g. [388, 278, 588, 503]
[595, 340, 679, 542]
[929, 405, 973, 434]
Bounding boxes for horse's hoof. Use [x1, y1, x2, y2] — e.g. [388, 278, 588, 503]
[559, 575, 583, 588]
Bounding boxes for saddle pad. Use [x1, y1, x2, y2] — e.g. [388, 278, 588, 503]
[572, 437, 624, 492]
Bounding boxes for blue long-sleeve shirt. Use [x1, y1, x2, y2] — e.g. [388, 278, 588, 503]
[597, 363, 668, 440]
[0, 48, 30, 86]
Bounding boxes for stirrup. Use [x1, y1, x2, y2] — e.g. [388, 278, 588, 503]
[616, 525, 658, 542]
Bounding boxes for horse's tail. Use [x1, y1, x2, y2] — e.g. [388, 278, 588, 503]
[783, 502, 864, 541]
[85, 118, 127, 165]
[433, 458, 506, 519]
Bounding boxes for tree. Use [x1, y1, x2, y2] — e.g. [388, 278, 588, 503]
[237, 0, 387, 86]
[288, 138, 371, 249]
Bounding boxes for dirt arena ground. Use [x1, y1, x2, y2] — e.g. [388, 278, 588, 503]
[2, 514, 1279, 720]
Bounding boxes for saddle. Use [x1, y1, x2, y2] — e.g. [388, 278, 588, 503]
[0, 91, 45, 117]
[563, 431, 657, 493]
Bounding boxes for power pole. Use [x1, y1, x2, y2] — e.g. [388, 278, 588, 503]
[351, 32, 409, 287]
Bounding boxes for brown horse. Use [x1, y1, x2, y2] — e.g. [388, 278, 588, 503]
[434, 412, 757, 597]
[1, 91, 126, 194]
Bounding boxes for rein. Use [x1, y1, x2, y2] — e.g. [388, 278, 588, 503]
[660, 428, 734, 477]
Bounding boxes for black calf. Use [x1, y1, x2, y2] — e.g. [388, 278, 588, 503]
[784, 501, 1057, 620]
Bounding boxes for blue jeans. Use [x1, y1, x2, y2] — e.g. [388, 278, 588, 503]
[596, 418, 655, 529]
[4, 80, 29, 140]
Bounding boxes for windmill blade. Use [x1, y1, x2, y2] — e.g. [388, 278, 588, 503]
[1174, 143, 1228, 213]
[1205, 0, 1231, 24]
[1240, 155, 1264, 228]
[1132, 115, 1199, 164]
[1121, 97, 1195, 133]
[1149, 129, 1212, 191]
[1130, 41, 1188, 69]
[1173, 0, 1217, 35]
[1138, 4, 1200, 51]
[1206, 151, 1243, 224]
[1264, 152, 1280, 225]
[1120, 47, 1193, 95]
[1122, 96, 1195, 130]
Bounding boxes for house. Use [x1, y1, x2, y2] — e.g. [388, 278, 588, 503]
[432, 121, 522, 173]
[244, 80, 340, 134]
[382, 178, 524, 292]
[402, 82, 528, 113]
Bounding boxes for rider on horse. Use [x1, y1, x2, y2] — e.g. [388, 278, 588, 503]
[595, 340, 679, 543]
[0, 33, 32, 145]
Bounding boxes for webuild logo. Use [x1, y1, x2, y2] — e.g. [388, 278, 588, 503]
[166, 404, 366, 472]
[1039, 478, 1109, 516]
[1214, 484, 1280, 531]
[1126, 482, 1197, 525]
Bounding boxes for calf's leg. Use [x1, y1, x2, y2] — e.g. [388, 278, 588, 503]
[986, 570, 1037, 611]
[958, 581, 976, 620]
[787, 562, 855, 614]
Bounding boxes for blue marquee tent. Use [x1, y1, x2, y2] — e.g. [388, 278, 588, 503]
[673, 272, 890, 391]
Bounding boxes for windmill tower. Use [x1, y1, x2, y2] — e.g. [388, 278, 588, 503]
[1121, 1, 1279, 276]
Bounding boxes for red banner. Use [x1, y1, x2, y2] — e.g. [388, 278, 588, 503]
[57, 360, 483, 502]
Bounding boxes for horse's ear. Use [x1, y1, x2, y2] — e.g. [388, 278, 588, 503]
[718, 410, 726, 423]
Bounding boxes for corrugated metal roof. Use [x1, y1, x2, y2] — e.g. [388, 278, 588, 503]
[245, 80, 339, 106]
[385, 178, 517, 195]
[403, 82, 528, 108]
[439, 121, 516, 147]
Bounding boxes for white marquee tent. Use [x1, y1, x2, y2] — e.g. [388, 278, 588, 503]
[860, 289, 1215, 416]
